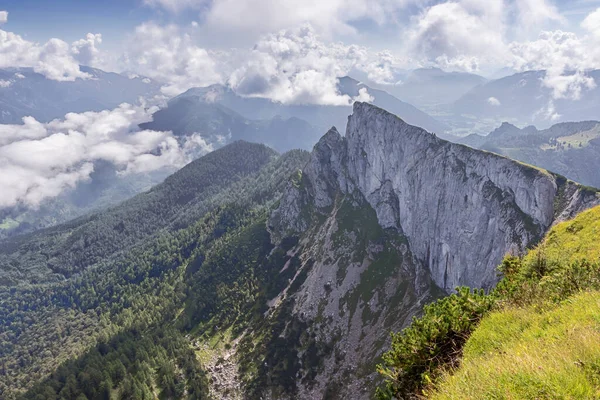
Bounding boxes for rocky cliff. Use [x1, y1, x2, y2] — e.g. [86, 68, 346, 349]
[273, 102, 600, 292]
[215, 103, 600, 399]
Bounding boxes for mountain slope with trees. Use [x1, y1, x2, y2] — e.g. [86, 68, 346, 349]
[1, 103, 599, 400]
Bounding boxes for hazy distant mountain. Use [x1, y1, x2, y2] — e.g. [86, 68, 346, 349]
[140, 93, 322, 152]
[452, 70, 600, 128]
[377, 67, 487, 108]
[159, 76, 448, 139]
[337, 76, 449, 133]
[0, 66, 161, 123]
[454, 120, 600, 188]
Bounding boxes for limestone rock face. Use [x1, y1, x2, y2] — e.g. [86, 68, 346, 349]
[272, 102, 600, 292]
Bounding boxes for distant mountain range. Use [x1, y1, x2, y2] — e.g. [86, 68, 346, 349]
[0, 67, 449, 239]
[0, 66, 161, 124]
[453, 120, 600, 188]
[143, 76, 449, 150]
[373, 67, 488, 109]
[452, 70, 600, 129]
[2, 64, 599, 240]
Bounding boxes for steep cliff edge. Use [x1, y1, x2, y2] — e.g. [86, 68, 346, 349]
[272, 102, 600, 293]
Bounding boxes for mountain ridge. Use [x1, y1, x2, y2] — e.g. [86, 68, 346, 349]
[272, 102, 600, 292]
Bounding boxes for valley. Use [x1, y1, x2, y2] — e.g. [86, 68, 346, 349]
[2, 5, 600, 397]
[2, 102, 599, 399]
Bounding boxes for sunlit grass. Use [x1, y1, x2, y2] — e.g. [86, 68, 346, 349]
[431, 291, 600, 400]
[525, 205, 600, 267]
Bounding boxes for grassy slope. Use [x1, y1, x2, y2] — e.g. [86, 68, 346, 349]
[432, 292, 600, 399]
[431, 205, 600, 399]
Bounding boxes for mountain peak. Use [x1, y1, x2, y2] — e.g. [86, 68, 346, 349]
[488, 121, 522, 138]
[274, 103, 600, 292]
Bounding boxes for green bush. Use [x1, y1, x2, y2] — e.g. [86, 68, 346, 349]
[375, 287, 494, 399]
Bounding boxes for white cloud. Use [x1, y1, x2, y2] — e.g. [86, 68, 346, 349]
[228, 25, 368, 105]
[0, 11, 7, 25]
[407, 1, 507, 71]
[0, 23, 104, 81]
[354, 87, 374, 103]
[0, 79, 11, 88]
[487, 96, 501, 106]
[0, 104, 212, 208]
[122, 22, 222, 96]
[71, 33, 104, 67]
[34, 38, 92, 81]
[14, 72, 25, 79]
[360, 50, 410, 84]
[582, 7, 600, 38]
[534, 100, 561, 121]
[509, 30, 599, 100]
[514, 0, 564, 31]
[143, 0, 405, 39]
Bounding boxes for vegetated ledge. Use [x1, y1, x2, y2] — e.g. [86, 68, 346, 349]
[376, 204, 600, 399]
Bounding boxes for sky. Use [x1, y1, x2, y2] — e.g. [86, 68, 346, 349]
[1, 0, 600, 208]
[1, 0, 600, 95]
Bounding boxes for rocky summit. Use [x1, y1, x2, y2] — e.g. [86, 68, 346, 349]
[272, 102, 599, 292]
[255, 102, 600, 398]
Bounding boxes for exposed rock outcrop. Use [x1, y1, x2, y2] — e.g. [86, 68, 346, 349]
[272, 102, 600, 292]
[255, 102, 599, 399]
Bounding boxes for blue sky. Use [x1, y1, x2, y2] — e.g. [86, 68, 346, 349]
[1, 0, 600, 98]
[3, 0, 599, 47]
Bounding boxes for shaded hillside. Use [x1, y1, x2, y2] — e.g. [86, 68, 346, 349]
[0, 141, 293, 286]
[140, 95, 321, 152]
[0, 142, 309, 398]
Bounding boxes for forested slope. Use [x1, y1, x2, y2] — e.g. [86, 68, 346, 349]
[0, 141, 285, 286]
[0, 142, 309, 398]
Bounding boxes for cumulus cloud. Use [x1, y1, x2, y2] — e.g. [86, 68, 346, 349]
[0, 104, 212, 208]
[354, 87, 374, 103]
[0, 79, 11, 88]
[71, 33, 104, 67]
[360, 51, 410, 85]
[487, 97, 501, 106]
[582, 7, 600, 38]
[509, 30, 598, 100]
[143, 0, 404, 38]
[228, 25, 369, 105]
[0, 11, 7, 25]
[35, 38, 92, 81]
[122, 22, 222, 96]
[0, 22, 105, 81]
[407, 0, 507, 71]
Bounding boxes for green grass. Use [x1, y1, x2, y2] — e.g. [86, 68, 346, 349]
[431, 291, 600, 400]
[428, 205, 600, 399]
[377, 205, 600, 398]
[524, 205, 600, 267]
